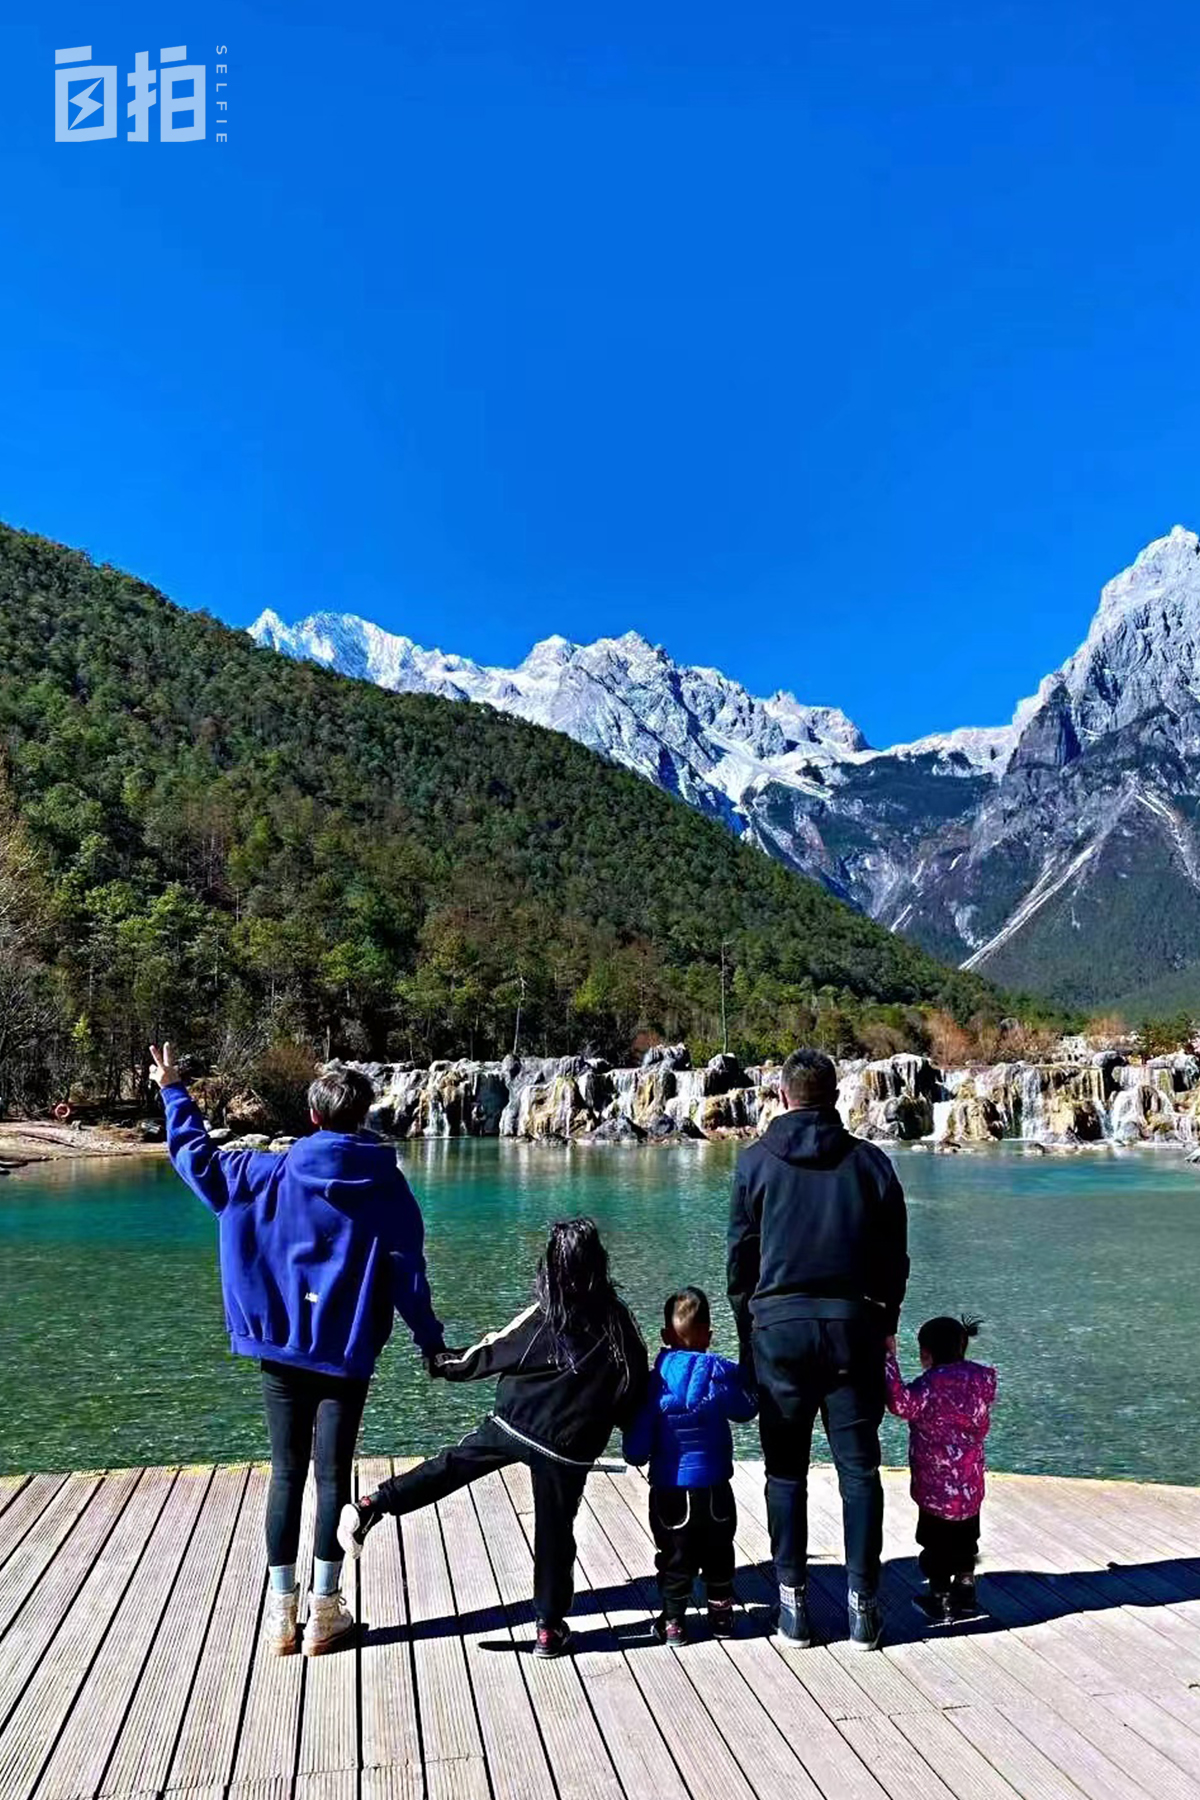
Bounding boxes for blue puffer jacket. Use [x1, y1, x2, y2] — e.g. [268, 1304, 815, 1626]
[624, 1348, 758, 1487]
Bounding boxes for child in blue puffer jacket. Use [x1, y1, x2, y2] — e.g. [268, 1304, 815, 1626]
[624, 1286, 758, 1642]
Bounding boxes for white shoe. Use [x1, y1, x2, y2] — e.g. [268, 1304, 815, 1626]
[263, 1584, 299, 1656]
[303, 1589, 356, 1656]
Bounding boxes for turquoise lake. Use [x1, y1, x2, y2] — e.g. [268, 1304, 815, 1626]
[1, 1141, 1197, 1481]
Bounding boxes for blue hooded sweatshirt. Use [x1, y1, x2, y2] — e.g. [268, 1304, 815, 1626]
[162, 1083, 443, 1379]
[624, 1348, 758, 1488]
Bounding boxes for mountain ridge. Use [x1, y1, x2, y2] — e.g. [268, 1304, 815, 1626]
[252, 525, 1200, 1008]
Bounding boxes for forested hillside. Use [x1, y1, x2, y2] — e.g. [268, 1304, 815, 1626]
[0, 525, 1010, 1111]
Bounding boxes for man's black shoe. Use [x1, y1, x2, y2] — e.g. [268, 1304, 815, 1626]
[774, 1584, 812, 1648]
[847, 1589, 883, 1651]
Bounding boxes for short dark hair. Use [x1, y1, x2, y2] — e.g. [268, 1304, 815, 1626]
[664, 1286, 710, 1336]
[308, 1066, 375, 1131]
[781, 1048, 838, 1109]
[918, 1314, 982, 1365]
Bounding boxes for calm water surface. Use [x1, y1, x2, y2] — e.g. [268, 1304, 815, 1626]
[2, 1141, 1197, 1481]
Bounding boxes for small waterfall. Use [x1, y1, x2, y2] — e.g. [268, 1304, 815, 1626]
[1019, 1066, 1049, 1140]
[423, 1090, 451, 1138]
[931, 1099, 954, 1143]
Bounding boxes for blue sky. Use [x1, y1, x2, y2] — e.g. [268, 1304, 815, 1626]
[2, 0, 1198, 746]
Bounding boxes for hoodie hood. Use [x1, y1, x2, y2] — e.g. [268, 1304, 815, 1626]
[655, 1348, 732, 1418]
[285, 1130, 402, 1214]
[761, 1107, 852, 1170]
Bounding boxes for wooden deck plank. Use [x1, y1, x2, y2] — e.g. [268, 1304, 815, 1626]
[0, 1471, 139, 1737]
[401, 1488, 489, 1800]
[500, 1466, 693, 1800]
[37, 1467, 213, 1800]
[947, 1702, 1119, 1800]
[356, 1458, 421, 1777]
[437, 1477, 556, 1800]
[8, 1459, 1200, 1800]
[167, 1465, 269, 1792]
[0, 1483, 29, 1524]
[465, 1471, 625, 1800]
[0, 1478, 68, 1575]
[101, 1464, 249, 1798]
[0, 1468, 175, 1800]
[232, 1473, 317, 1785]
[0, 1475, 103, 1641]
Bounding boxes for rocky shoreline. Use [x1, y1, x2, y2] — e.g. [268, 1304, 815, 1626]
[271, 1044, 1200, 1152]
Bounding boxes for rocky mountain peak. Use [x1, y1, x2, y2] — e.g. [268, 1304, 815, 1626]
[249, 525, 1200, 1008]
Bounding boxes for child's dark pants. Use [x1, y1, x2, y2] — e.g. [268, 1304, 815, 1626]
[916, 1509, 980, 1592]
[649, 1481, 737, 1619]
[368, 1417, 589, 1627]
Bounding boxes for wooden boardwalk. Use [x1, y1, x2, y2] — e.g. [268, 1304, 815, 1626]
[2, 1460, 1200, 1800]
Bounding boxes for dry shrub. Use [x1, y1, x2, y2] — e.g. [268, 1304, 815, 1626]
[248, 1037, 321, 1134]
[923, 1011, 978, 1069]
[857, 1017, 912, 1061]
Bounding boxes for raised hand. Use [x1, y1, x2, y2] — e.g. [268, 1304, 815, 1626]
[148, 1042, 183, 1090]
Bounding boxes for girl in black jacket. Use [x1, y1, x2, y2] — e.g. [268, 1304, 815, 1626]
[338, 1217, 647, 1657]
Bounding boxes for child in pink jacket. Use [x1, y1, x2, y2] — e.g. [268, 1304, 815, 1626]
[885, 1315, 997, 1626]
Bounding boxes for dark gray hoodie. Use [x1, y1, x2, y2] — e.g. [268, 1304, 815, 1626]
[727, 1107, 909, 1341]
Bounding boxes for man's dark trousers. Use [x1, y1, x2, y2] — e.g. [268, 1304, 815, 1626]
[752, 1303, 886, 1597]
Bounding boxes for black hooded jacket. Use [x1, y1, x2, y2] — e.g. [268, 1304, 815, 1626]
[727, 1108, 909, 1340]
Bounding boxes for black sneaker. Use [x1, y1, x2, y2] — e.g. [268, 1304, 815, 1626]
[337, 1498, 380, 1561]
[774, 1584, 812, 1648]
[653, 1614, 688, 1645]
[912, 1588, 955, 1628]
[950, 1575, 983, 1619]
[707, 1599, 736, 1638]
[534, 1622, 573, 1659]
[847, 1589, 883, 1651]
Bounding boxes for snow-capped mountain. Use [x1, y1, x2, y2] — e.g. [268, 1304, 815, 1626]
[251, 526, 1200, 1009]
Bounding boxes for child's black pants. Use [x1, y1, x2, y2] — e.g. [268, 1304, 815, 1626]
[649, 1481, 737, 1618]
[916, 1509, 980, 1592]
[368, 1417, 589, 1626]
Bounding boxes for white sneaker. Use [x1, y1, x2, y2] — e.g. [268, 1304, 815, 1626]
[263, 1584, 299, 1656]
[303, 1589, 356, 1656]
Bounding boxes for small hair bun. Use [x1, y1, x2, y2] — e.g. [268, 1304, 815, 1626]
[960, 1314, 983, 1338]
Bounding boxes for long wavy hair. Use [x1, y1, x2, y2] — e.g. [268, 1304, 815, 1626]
[534, 1217, 638, 1388]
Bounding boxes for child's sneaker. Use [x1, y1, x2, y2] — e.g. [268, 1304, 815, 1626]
[847, 1589, 883, 1651]
[950, 1574, 982, 1618]
[534, 1621, 573, 1659]
[337, 1497, 380, 1561]
[912, 1588, 955, 1628]
[262, 1584, 299, 1655]
[653, 1614, 688, 1645]
[774, 1584, 812, 1648]
[303, 1590, 357, 1655]
[707, 1598, 736, 1638]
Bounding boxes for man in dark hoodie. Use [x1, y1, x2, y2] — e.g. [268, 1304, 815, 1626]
[728, 1048, 908, 1652]
[151, 1043, 446, 1659]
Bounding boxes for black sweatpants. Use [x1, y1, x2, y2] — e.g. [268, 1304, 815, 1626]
[917, 1509, 980, 1592]
[261, 1359, 370, 1566]
[368, 1416, 590, 1627]
[752, 1313, 886, 1597]
[649, 1481, 736, 1619]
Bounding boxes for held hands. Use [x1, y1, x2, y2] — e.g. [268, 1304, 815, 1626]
[423, 1346, 467, 1379]
[148, 1042, 184, 1090]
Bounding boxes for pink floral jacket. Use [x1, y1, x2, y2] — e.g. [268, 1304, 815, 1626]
[884, 1352, 997, 1520]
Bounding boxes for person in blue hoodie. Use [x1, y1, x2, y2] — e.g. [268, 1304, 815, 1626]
[624, 1286, 758, 1643]
[149, 1042, 446, 1659]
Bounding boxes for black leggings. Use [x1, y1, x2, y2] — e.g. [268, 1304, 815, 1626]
[368, 1416, 589, 1626]
[261, 1360, 370, 1565]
